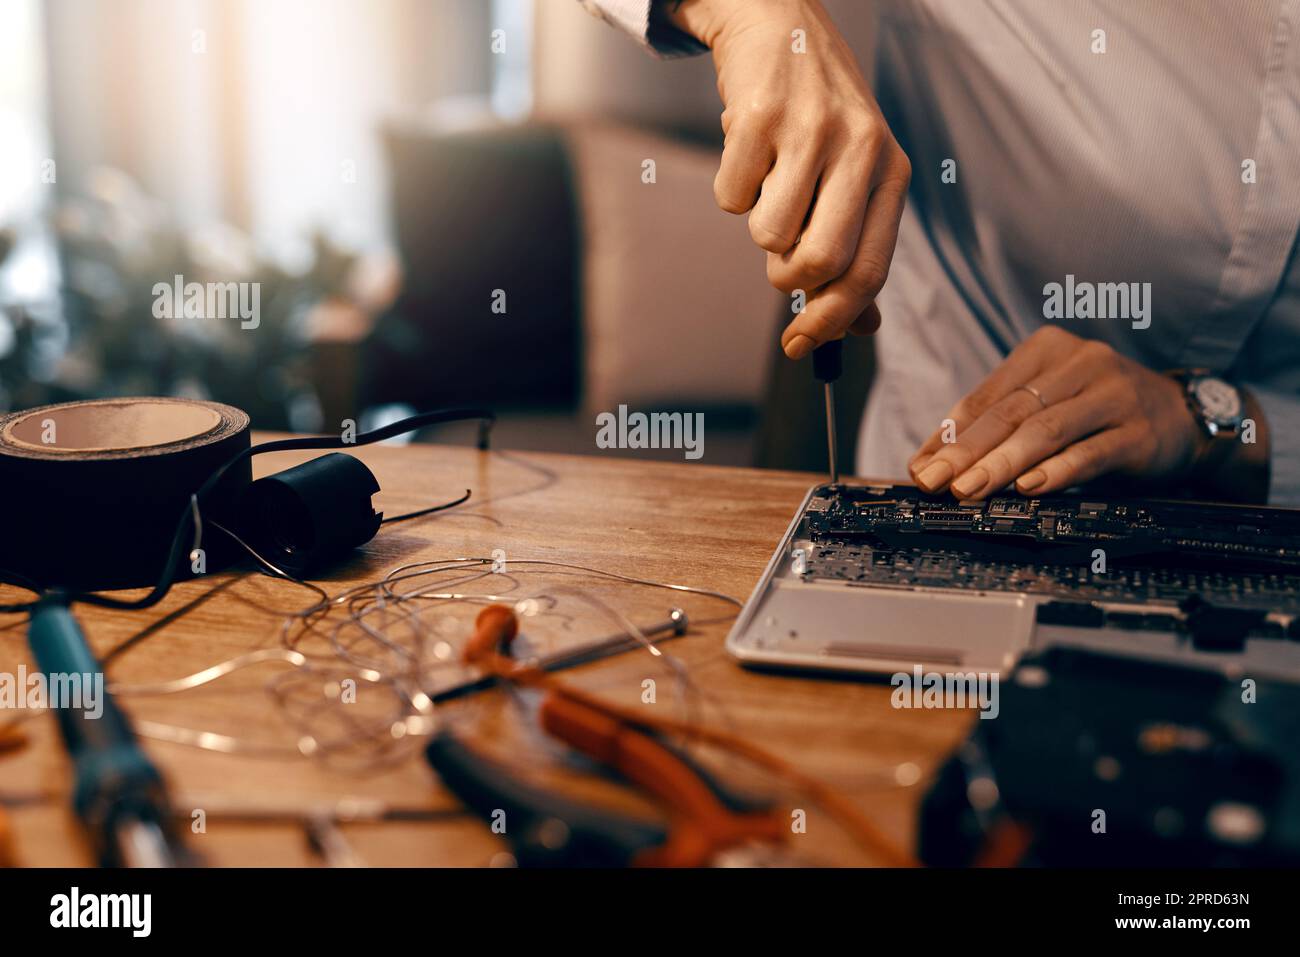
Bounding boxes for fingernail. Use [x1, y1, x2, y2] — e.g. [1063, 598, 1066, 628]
[1017, 469, 1046, 492]
[784, 334, 815, 360]
[916, 460, 953, 492]
[950, 466, 989, 498]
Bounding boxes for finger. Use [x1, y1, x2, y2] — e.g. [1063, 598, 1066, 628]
[715, 120, 775, 215]
[909, 433, 949, 471]
[1015, 427, 1137, 495]
[912, 355, 1096, 494]
[748, 150, 822, 254]
[912, 335, 1122, 488]
[910, 385, 1051, 493]
[952, 327, 1080, 425]
[908, 371, 1041, 476]
[848, 301, 882, 336]
[908, 327, 1079, 467]
[768, 148, 875, 292]
[779, 179, 906, 356]
[908, 451, 936, 480]
[947, 392, 1116, 499]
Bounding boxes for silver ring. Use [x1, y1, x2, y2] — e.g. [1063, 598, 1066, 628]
[1016, 384, 1049, 409]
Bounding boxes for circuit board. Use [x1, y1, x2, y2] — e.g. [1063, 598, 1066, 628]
[796, 485, 1300, 615]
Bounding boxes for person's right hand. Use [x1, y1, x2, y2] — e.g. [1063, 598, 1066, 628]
[667, 0, 911, 359]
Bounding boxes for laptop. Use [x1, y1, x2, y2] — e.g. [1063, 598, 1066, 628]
[726, 483, 1300, 681]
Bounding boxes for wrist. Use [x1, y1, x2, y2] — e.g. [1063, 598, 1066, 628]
[662, 0, 795, 48]
[1211, 386, 1270, 501]
[1180, 379, 1270, 502]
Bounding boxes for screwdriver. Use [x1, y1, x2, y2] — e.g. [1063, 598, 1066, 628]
[812, 340, 843, 486]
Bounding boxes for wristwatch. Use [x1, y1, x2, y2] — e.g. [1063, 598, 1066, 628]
[1171, 369, 1246, 439]
[1168, 369, 1248, 481]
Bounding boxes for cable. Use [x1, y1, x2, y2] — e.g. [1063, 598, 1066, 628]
[106, 551, 743, 771]
[462, 603, 918, 867]
[2, 409, 914, 862]
[82, 520, 924, 858]
[382, 489, 473, 524]
[0, 407, 495, 614]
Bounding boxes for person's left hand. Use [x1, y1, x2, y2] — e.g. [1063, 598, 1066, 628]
[907, 326, 1206, 499]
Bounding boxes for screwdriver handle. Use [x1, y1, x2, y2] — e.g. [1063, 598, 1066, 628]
[812, 339, 843, 382]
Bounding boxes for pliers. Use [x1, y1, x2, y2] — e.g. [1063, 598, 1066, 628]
[426, 604, 788, 866]
[426, 717, 785, 867]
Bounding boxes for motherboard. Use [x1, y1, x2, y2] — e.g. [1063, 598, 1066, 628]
[796, 485, 1300, 616]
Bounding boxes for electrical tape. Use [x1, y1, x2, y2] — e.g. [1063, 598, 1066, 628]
[0, 397, 252, 590]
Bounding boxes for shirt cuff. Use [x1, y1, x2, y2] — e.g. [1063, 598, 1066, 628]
[1246, 384, 1299, 505]
[578, 0, 709, 58]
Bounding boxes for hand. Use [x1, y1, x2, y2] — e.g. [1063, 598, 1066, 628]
[666, 0, 911, 359]
[907, 327, 1212, 499]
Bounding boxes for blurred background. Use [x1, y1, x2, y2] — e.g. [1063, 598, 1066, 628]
[0, 0, 876, 467]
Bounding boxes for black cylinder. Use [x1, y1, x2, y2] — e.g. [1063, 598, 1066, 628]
[238, 452, 383, 576]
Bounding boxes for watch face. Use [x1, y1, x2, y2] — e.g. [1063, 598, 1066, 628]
[1193, 377, 1243, 424]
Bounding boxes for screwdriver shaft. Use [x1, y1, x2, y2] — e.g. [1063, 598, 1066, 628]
[824, 381, 839, 485]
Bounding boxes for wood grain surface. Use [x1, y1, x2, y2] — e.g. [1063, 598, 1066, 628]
[0, 437, 973, 867]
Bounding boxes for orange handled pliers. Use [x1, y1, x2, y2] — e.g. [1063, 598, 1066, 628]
[450, 604, 787, 866]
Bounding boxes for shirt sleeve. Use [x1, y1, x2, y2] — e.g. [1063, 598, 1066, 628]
[1247, 384, 1300, 506]
[577, 0, 708, 57]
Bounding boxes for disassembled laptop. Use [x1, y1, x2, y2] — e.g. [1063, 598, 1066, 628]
[728, 483, 1300, 681]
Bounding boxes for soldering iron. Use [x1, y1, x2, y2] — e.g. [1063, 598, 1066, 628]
[28, 596, 188, 867]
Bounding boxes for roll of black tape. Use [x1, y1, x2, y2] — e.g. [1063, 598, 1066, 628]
[0, 397, 251, 591]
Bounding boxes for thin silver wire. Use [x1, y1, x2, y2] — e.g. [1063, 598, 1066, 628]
[111, 533, 748, 770]
[98, 489, 925, 793]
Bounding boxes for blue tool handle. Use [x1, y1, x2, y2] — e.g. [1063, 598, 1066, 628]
[29, 600, 136, 753]
[28, 599, 181, 866]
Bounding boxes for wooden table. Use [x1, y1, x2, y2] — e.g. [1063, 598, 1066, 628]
[0, 440, 972, 867]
